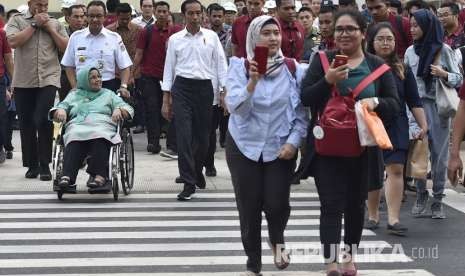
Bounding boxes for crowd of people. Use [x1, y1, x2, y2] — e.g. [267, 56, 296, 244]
[2, 0, 465, 275]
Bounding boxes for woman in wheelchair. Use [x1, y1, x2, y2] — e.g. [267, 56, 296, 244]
[50, 67, 134, 192]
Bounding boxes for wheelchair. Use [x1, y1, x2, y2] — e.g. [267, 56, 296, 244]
[51, 120, 135, 201]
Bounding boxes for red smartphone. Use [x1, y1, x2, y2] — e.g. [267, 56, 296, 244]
[334, 55, 348, 68]
[254, 46, 269, 75]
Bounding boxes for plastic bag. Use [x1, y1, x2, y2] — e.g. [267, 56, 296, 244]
[360, 101, 393, 150]
[355, 101, 376, 146]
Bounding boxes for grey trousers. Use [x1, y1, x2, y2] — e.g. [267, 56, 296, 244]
[415, 98, 450, 198]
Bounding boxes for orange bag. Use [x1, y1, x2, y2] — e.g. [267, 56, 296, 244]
[361, 103, 393, 150]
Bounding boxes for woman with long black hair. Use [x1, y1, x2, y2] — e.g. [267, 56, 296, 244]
[365, 22, 428, 236]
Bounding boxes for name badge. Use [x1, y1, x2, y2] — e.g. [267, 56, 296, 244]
[97, 59, 104, 70]
[313, 126, 324, 140]
[78, 55, 86, 63]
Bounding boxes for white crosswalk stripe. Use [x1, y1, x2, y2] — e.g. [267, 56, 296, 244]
[0, 191, 434, 275]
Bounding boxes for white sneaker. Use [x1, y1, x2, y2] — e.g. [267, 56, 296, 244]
[160, 149, 178, 160]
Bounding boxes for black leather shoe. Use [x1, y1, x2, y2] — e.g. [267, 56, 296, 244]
[6, 151, 13, 159]
[25, 167, 40, 179]
[147, 144, 161, 154]
[196, 174, 206, 189]
[133, 126, 145, 134]
[39, 165, 52, 181]
[175, 176, 185, 183]
[205, 166, 217, 177]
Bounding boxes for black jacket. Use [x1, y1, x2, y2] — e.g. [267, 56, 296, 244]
[298, 50, 401, 178]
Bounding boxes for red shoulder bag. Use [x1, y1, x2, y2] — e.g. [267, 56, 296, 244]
[313, 51, 390, 157]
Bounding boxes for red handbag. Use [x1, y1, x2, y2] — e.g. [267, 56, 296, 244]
[313, 51, 390, 157]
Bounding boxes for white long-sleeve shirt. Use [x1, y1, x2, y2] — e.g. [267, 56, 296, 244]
[161, 27, 228, 96]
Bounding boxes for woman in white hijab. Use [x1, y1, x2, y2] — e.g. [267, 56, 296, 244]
[225, 15, 308, 276]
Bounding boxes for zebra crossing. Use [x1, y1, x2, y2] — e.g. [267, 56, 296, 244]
[0, 191, 435, 276]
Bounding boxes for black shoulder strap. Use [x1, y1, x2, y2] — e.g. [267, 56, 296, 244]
[395, 15, 408, 46]
[144, 24, 154, 51]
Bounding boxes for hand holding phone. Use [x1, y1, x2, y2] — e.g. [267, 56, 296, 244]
[333, 55, 348, 68]
[254, 45, 269, 75]
[324, 55, 349, 84]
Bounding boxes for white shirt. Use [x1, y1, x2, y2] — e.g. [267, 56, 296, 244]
[162, 27, 228, 94]
[131, 15, 156, 28]
[61, 27, 133, 81]
[313, 17, 320, 32]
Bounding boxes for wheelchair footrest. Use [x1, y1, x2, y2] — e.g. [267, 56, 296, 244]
[55, 185, 77, 194]
[88, 182, 112, 194]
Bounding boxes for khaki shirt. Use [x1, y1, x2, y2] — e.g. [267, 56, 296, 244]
[6, 11, 68, 88]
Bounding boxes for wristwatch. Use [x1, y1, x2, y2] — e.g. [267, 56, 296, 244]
[373, 97, 379, 107]
[120, 84, 128, 89]
[31, 22, 38, 29]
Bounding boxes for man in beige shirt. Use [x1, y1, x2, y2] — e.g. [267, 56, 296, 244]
[6, 0, 68, 181]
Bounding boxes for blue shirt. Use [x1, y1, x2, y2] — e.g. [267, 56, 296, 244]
[404, 43, 462, 100]
[225, 57, 309, 162]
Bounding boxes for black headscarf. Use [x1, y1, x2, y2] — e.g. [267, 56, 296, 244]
[412, 9, 444, 89]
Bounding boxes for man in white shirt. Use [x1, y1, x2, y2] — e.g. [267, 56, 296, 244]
[162, 0, 228, 201]
[61, 0, 132, 95]
[131, 0, 156, 28]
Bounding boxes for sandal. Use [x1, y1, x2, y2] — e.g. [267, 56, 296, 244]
[88, 177, 111, 193]
[327, 270, 342, 276]
[86, 176, 96, 188]
[59, 176, 76, 192]
[58, 176, 71, 188]
[268, 240, 290, 270]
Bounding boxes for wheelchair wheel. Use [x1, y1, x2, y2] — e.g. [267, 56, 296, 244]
[52, 135, 64, 199]
[110, 144, 120, 201]
[120, 129, 134, 195]
[112, 176, 119, 201]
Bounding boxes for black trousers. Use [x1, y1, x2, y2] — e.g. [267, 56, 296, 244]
[172, 76, 213, 187]
[166, 118, 177, 152]
[3, 110, 15, 151]
[219, 107, 229, 145]
[102, 79, 120, 93]
[226, 133, 295, 273]
[205, 104, 221, 168]
[62, 139, 112, 184]
[140, 76, 164, 147]
[14, 86, 56, 168]
[134, 78, 146, 127]
[58, 70, 72, 101]
[313, 154, 367, 263]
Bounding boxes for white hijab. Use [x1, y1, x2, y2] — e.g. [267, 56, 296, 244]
[245, 15, 285, 78]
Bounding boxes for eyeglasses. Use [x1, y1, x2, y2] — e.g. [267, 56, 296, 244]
[437, 12, 452, 18]
[374, 36, 395, 43]
[334, 26, 360, 35]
